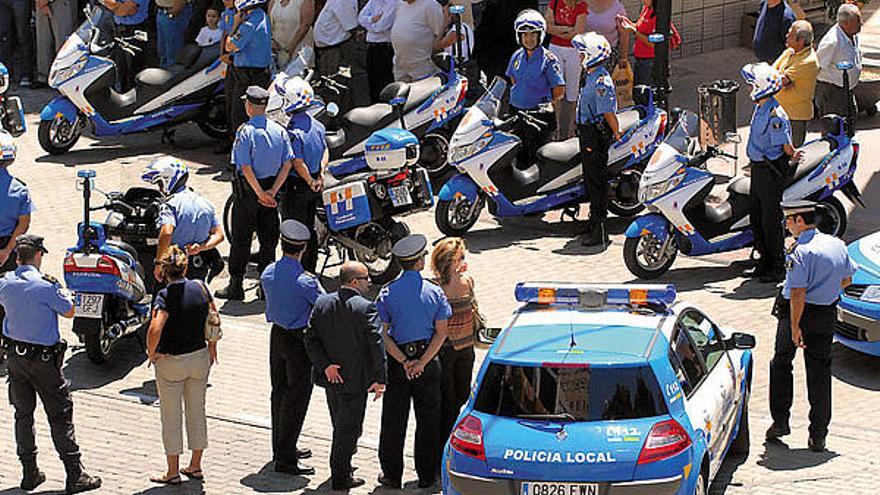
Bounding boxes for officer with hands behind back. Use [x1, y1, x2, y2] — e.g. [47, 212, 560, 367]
[261, 220, 325, 475]
[767, 200, 854, 452]
[216, 86, 294, 301]
[376, 234, 451, 490]
[0, 235, 102, 494]
[742, 62, 803, 283]
[572, 32, 620, 249]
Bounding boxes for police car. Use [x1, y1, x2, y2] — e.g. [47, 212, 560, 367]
[836, 232, 880, 356]
[442, 283, 755, 495]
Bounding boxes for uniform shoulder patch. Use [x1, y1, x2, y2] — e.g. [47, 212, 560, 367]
[600, 74, 614, 87]
[42, 273, 60, 285]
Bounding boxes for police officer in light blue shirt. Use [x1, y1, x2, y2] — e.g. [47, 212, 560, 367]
[217, 86, 294, 301]
[768, 200, 854, 452]
[226, 0, 273, 132]
[376, 234, 451, 489]
[261, 220, 324, 475]
[101, 0, 151, 92]
[0, 235, 102, 493]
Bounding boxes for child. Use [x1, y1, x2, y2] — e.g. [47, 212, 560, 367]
[573, 32, 620, 249]
[196, 7, 224, 47]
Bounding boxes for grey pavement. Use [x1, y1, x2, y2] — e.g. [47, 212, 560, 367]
[3, 10, 880, 495]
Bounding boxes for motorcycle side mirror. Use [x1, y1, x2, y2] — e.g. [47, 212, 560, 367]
[837, 61, 854, 71]
[648, 33, 666, 44]
[450, 5, 465, 14]
[326, 102, 339, 118]
[133, 30, 148, 42]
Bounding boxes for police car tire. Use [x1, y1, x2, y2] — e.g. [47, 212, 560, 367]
[76, 318, 113, 364]
[38, 118, 80, 155]
[694, 471, 707, 495]
[816, 197, 847, 238]
[436, 198, 482, 237]
[623, 236, 677, 279]
[729, 387, 750, 456]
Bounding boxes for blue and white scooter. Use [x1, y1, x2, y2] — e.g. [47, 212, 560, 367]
[0, 63, 26, 136]
[38, 4, 227, 154]
[434, 77, 668, 236]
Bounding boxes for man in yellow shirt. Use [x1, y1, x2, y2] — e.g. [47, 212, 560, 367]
[773, 20, 820, 146]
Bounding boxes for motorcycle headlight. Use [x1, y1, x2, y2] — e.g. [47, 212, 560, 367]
[49, 56, 87, 88]
[639, 175, 684, 203]
[450, 135, 492, 164]
[861, 285, 880, 303]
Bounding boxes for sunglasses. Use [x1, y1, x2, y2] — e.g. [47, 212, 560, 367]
[353, 276, 370, 282]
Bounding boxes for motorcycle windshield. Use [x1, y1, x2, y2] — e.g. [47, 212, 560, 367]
[75, 6, 114, 52]
[475, 77, 507, 120]
[661, 110, 698, 154]
[644, 111, 698, 176]
[280, 46, 315, 78]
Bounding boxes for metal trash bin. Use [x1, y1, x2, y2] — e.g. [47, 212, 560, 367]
[698, 80, 739, 147]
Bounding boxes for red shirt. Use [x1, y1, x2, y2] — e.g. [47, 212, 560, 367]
[633, 6, 681, 59]
[548, 0, 588, 48]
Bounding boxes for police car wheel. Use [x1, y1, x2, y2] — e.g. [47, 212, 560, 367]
[694, 471, 707, 495]
[623, 234, 677, 279]
[729, 387, 750, 456]
[436, 197, 483, 237]
[816, 197, 847, 238]
[38, 115, 81, 155]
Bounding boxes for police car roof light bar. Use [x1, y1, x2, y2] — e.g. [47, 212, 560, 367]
[514, 282, 677, 308]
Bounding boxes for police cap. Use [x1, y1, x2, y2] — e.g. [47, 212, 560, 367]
[391, 234, 427, 261]
[280, 219, 310, 244]
[242, 85, 270, 105]
[15, 234, 48, 253]
[782, 199, 817, 217]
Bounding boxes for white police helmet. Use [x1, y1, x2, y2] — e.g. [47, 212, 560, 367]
[234, 0, 265, 10]
[279, 76, 315, 114]
[514, 9, 546, 47]
[741, 63, 783, 102]
[141, 156, 189, 195]
[0, 63, 8, 95]
[572, 32, 611, 69]
[0, 130, 16, 166]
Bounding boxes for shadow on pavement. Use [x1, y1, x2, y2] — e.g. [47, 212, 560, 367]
[708, 453, 748, 494]
[240, 462, 309, 492]
[756, 440, 838, 471]
[131, 479, 205, 494]
[620, 259, 757, 294]
[120, 379, 159, 405]
[831, 343, 880, 391]
[844, 170, 880, 243]
[63, 335, 146, 391]
[465, 215, 631, 254]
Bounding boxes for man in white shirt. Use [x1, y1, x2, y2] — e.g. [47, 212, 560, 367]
[313, 0, 359, 79]
[390, 0, 446, 82]
[359, 0, 398, 102]
[815, 3, 862, 119]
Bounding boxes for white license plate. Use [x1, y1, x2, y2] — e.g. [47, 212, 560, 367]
[389, 185, 412, 207]
[75, 293, 104, 318]
[521, 482, 598, 495]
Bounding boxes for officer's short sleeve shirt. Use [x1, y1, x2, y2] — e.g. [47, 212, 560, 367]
[0, 266, 72, 345]
[231, 8, 273, 68]
[261, 257, 325, 329]
[0, 169, 35, 238]
[506, 47, 565, 110]
[376, 270, 452, 344]
[158, 189, 220, 248]
[783, 229, 855, 304]
[232, 115, 295, 179]
[577, 66, 617, 125]
[287, 113, 328, 176]
[747, 98, 792, 162]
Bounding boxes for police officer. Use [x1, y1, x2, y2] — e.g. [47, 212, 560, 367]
[277, 77, 328, 273]
[0, 235, 102, 493]
[100, 0, 150, 93]
[573, 32, 620, 249]
[767, 200, 854, 452]
[226, 0, 273, 133]
[142, 157, 226, 283]
[216, 86, 294, 300]
[261, 220, 324, 474]
[0, 132, 33, 375]
[376, 234, 451, 489]
[742, 62, 803, 283]
[505, 9, 565, 165]
[216, 0, 238, 154]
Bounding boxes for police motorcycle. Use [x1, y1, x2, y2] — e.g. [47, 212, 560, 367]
[63, 170, 162, 363]
[434, 77, 668, 236]
[0, 63, 26, 137]
[37, 3, 228, 155]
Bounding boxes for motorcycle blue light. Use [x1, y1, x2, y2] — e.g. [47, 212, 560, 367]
[514, 282, 676, 308]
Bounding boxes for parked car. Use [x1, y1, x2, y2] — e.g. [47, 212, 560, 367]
[836, 231, 880, 356]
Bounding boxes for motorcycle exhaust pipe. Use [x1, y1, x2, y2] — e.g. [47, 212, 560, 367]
[106, 316, 145, 339]
[841, 181, 866, 208]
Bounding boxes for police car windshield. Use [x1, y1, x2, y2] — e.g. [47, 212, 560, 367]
[474, 364, 667, 422]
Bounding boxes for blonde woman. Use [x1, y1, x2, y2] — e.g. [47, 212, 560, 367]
[147, 246, 219, 485]
[431, 238, 477, 455]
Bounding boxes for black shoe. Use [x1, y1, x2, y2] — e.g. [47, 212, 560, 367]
[21, 464, 46, 491]
[808, 436, 826, 452]
[417, 477, 436, 489]
[296, 448, 312, 459]
[65, 472, 102, 494]
[215, 278, 244, 300]
[274, 461, 315, 475]
[580, 223, 608, 248]
[765, 422, 790, 441]
[759, 270, 785, 284]
[332, 477, 366, 490]
[743, 266, 768, 278]
[377, 474, 402, 489]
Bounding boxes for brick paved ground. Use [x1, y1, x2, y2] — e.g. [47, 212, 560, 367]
[2, 11, 880, 495]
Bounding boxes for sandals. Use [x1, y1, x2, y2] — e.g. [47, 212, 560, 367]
[150, 474, 182, 485]
[181, 468, 204, 480]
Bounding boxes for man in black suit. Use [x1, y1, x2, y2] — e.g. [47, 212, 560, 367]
[305, 261, 386, 490]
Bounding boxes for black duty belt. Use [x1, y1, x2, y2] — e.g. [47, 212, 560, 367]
[399, 339, 430, 360]
[272, 323, 307, 333]
[2, 337, 67, 366]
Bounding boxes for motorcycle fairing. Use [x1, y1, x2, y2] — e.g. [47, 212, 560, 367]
[41, 96, 79, 122]
[438, 172, 480, 202]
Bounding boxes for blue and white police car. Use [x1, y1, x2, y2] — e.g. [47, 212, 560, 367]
[442, 283, 755, 495]
[836, 232, 880, 356]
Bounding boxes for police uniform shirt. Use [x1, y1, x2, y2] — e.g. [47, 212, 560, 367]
[220, 7, 235, 37]
[158, 189, 220, 248]
[505, 46, 565, 111]
[261, 257, 325, 329]
[0, 266, 72, 346]
[287, 112, 327, 177]
[376, 270, 452, 345]
[231, 7, 273, 68]
[232, 115, 295, 179]
[577, 66, 617, 125]
[114, 0, 150, 25]
[0, 168, 34, 237]
[782, 229, 855, 304]
[746, 97, 792, 162]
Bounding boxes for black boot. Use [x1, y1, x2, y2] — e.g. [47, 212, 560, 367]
[20, 461, 46, 491]
[215, 276, 244, 300]
[580, 221, 608, 248]
[64, 461, 101, 494]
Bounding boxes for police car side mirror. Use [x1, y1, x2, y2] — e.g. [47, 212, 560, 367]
[726, 332, 756, 350]
[326, 102, 339, 118]
[476, 327, 502, 346]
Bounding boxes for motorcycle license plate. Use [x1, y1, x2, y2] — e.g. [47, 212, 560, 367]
[389, 185, 412, 207]
[521, 482, 598, 495]
[75, 293, 104, 319]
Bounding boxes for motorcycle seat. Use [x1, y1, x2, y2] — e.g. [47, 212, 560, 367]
[789, 139, 833, 184]
[104, 240, 138, 264]
[379, 77, 443, 113]
[326, 129, 346, 150]
[344, 103, 394, 128]
[536, 137, 580, 164]
[136, 44, 220, 88]
[618, 109, 641, 134]
[727, 176, 751, 196]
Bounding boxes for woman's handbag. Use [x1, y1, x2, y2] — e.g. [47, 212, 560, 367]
[198, 281, 223, 343]
[471, 297, 487, 338]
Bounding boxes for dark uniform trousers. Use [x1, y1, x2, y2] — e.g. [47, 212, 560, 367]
[770, 303, 836, 439]
[367, 42, 394, 104]
[512, 108, 556, 168]
[578, 121, 613, 224]
[231, 66, 271, 134]
[112, 23, 148, 93]
[229, 176, 280, 277]
[749, 156, 789, 273]
[439, 346, 475, 458]
[270, 324, 313, 467]
[281, 178, 319, 273]
[325, 388, 368, 480]
[7, 345, 81, 465]
[379, 357, 441, 483]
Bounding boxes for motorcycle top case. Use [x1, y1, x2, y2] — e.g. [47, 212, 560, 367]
[322, 180, 372, 232]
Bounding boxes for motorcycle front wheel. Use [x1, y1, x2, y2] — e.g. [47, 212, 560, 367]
[623, 233, 678, 279]
[38, 113, 81, 155]
[436, 196, 484, 237]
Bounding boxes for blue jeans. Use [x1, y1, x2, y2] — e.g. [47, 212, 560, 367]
[633, 57, 653, 88]
[0, 0, 34, 80]
[156, 5, 193, 68]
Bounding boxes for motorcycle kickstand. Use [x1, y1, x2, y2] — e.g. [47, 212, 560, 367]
[560, 206, 580, 223]
[161, 128, 176, 147]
